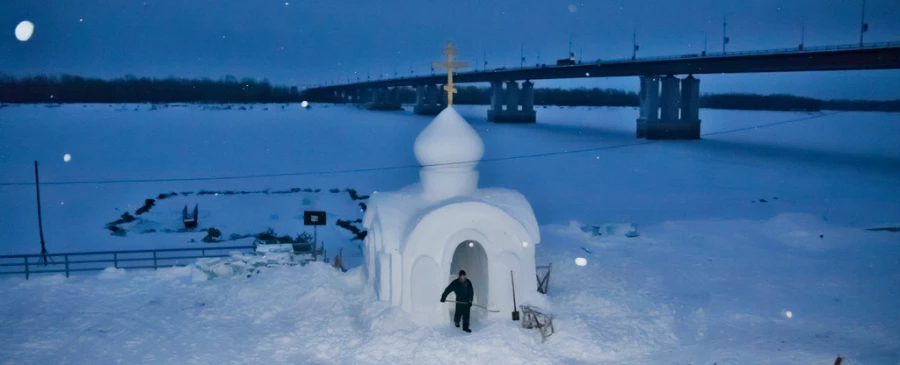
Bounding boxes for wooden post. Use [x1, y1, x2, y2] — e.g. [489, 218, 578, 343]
[511, 270, 520, 321]
[64, 255, 69, 278]
[153, 251, 158, 270]
[34, 161, 49, 265]
[114, 253, 118, 268]
[24, 257, 30, 280]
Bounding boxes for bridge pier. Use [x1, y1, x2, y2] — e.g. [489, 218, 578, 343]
[637, 75, 701, 140]
[487, 80, 536, 123]
[414, 84, 444, 115]
[368, 87, 403, 111]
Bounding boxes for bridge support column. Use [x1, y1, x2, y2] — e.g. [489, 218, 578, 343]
[415, 85, 425, 108]
[438, 85, 448, 108]
[487, 81, 536, 123]
[638, 75, 701, 140]
[636, 76, 660, 138]
[679, 75, 701, 139]
[368, 87, 403, 111]
[521, 80, 535, 114]
[414, 84, 443, 115]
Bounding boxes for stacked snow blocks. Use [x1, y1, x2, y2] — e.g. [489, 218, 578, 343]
[413, 84, 445, 115]
[487, 80, 537, 123]
[636, 75, 701, 140]
[368, 87, 403, 111]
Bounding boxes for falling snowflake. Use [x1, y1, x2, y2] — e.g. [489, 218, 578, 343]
[15, 21, 34, 41]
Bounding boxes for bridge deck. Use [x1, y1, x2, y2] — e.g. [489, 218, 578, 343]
[310, 42, 900, 91]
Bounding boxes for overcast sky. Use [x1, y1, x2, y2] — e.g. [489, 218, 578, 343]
[2, 0, 899, 100]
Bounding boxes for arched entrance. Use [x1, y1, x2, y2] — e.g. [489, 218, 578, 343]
[447, 240, 489, 322]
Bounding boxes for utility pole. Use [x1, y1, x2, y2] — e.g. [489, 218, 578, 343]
[483, 49, 487, 71]
[859, 0, 868, 46]
[568, 37, 573, 58]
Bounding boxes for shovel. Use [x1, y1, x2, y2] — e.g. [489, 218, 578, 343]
[445, 300, 500, 312]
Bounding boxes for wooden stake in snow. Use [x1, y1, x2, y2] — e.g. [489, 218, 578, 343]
[34, 161, 49, 265]
[511, 270, 520, 321]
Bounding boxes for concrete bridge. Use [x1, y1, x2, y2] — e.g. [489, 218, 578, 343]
[306, 42, 900, 140]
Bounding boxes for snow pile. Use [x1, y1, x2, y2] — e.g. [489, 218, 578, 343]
[191, 249, 300, 281]
[760, 212, 853, 251]
[97, 266, 127, 279]
[0, 261, 658, 364]
[569, 220, 640, 238]
[2, 212, 898, 364]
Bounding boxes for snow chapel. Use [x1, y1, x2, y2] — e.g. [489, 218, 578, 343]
[362, 106, 541, 325]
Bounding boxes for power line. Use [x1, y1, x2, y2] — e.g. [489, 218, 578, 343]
[0, 111, 842, 187]
[701, 111, 842, 137]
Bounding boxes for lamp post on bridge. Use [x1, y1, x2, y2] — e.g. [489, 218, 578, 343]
[632, 27, 639, 60]
[703, 33, 708, 56]
[723, 12, 734, 53]
[859, 0, 869, 47]
[520, 43, 525, 68]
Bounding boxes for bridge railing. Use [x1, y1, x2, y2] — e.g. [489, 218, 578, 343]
[0, 245, 258, 279]
[307, 41, 900, 88]
[622, 41, 900, 63]
[474, 41, 900, 70]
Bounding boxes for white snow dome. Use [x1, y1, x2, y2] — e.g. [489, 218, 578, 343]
[414, 107, 484, 167]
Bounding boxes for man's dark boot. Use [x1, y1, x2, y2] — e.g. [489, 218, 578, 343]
[455, 323, 460, 328]
[463, 328, 471, 333]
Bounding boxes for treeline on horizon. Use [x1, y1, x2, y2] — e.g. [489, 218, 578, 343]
[1, 74, 898, 112]
[0, 74, 300, 103]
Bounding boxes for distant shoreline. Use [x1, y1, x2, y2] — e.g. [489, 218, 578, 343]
[1, 74, 898, 112]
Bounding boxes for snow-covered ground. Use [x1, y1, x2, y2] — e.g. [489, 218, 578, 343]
[1, 103, 898, 364]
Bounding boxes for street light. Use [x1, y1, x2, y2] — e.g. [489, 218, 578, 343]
[520, 43, 525, 68]
[723, 12, 735, 53]
[703, 33, 708, 56]
[632, 27, 639, 60]
[859, 0, 869, 46]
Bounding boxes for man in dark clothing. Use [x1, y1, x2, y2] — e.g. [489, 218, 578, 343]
[440, 270, 474, 333]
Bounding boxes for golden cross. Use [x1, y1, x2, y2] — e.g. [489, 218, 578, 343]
[431, 40, 468, 106]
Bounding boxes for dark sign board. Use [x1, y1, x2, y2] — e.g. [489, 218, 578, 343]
[304, 211, 327, 226]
